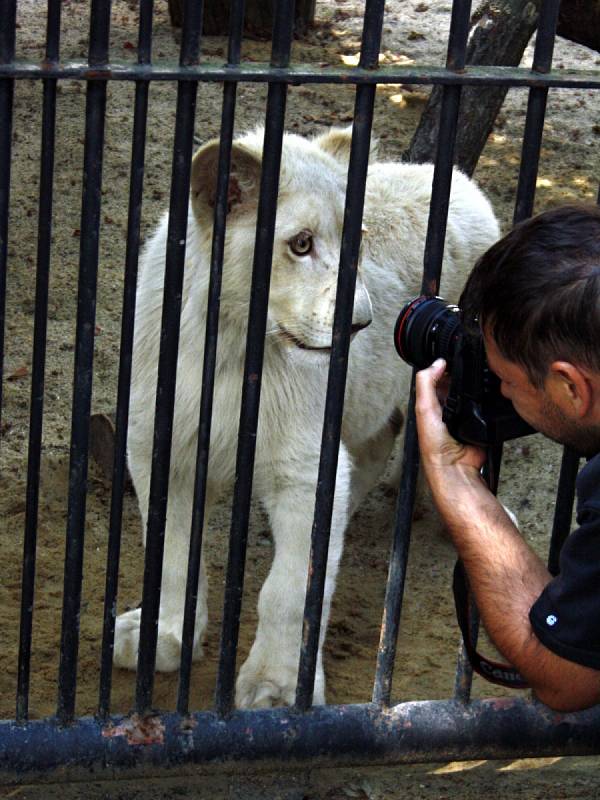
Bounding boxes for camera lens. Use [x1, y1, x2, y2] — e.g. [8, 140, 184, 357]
[394, 295, 462, 369]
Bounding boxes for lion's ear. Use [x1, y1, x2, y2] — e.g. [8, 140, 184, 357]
[190, 139, 262, 220]
[314, 125, 379, 164]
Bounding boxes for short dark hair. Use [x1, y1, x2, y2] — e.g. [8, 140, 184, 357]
[459, 204, 600, 387]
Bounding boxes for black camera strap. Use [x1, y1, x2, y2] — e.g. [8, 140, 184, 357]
[452, 560, 530, 689]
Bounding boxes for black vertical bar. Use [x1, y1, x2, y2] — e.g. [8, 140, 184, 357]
[512, 0, 571, 677]
[454, 600, 480, 702]
[513, 0, 560, 224]
[57, 0, 111, 725]
[226, 0, 245, 66]
[452, 445, 501, 702]
[372, 377, 420, 705]
[98, 0, 154, 720]
[372, 0, 472, 708]
[420, 0, 472, 292]
[135, 0, 203, 714]
[214, 0, 295, 718]
[0, 0, 16, 449]
[294, 0, 386, 713]
[451, 0, 560, 706]
[547, 447, 580, 577]
[16, 0, 62, 724]
[176, 0, 245, 716]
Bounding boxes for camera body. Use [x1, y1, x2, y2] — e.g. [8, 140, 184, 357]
[395, 296, 535, 447]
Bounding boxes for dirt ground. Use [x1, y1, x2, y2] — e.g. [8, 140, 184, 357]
[1, 0, 600, 797]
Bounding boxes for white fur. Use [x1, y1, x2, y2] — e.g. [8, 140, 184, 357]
[113, 127, 500, 708]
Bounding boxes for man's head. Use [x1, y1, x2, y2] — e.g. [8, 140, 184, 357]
[459, 204, 600, 455]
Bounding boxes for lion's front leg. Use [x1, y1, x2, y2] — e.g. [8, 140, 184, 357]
[113, 472, 211, 673]
[235, 448, 351, 709]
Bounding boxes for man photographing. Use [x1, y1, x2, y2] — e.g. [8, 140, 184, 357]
[415, 204, 600, 712]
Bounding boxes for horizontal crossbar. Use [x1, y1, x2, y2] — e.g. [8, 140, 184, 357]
[2, 61, 600, 89]
[2, 698, 600, 784]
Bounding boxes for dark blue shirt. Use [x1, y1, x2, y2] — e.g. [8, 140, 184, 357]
[529, 452, 600, 669]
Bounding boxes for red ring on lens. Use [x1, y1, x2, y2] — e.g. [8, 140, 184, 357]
[395, 295, 430, 361]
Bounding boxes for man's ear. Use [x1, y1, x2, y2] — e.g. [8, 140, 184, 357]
[548, 361, 593, 417]
[190, 139, 262, 220]
[313, 125, 379, 164]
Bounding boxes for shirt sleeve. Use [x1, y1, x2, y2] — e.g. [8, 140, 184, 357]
[529, 456, 600, 670]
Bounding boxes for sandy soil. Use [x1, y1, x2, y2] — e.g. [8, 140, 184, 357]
[1, 0, 600, 796]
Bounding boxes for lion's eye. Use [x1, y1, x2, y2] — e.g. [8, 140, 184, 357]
[289, 230, 313, 256]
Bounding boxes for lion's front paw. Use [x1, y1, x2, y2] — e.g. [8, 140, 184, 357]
[113, 608, 203, 672]
[113, 608, 142, 670]
[235, 650, 325, 709]
[236, 676, 294, 709]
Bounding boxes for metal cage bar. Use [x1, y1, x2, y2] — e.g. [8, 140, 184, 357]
[214, 0, 296, 719]
[295, 0, 386, 713]
[448, 0, 562, 709]
[2, 699, 600, 783]
[372, 372, 419, 705]
[16, 0, 62, 724]
[511, 0, 578, 598]
[372, 0, 472, 708]
[0, 0, 16, 447]
[451, 445, 503, 702]
[547, 447, 580, 577]
[454, 599, 481, 702]
[134, 0, 204, 714]
[513, 0, 561, 224]
[3, 62, 600, 90]
[98, 0, 154, 720]
[56, 0, 112, 724]
[176, 0, 246, 716]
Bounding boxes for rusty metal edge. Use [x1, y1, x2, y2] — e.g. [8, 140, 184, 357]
[1, 698, 599, 785]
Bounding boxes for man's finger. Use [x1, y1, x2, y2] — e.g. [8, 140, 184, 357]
[415, 358, 447, 412]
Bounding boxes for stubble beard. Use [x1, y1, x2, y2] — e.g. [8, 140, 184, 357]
[540, 394, 600, 457]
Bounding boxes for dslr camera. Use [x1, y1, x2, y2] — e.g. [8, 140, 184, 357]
[394, 295, 535, 447]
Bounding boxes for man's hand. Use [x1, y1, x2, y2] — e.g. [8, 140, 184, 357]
[415, 358, 487, 474]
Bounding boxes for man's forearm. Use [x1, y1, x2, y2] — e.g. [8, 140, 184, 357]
[424, 462, 552, 670]
[425, 463, 600, 709]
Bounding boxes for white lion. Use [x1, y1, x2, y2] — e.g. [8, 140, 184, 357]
[113, 126, 499, 708]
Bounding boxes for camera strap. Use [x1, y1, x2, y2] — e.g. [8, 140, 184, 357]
[452, 560, 530, 689]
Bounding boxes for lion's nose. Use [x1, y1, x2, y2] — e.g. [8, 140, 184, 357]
[351, 318, 372, 335]
[352, 277, 373, 333]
